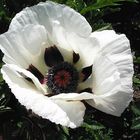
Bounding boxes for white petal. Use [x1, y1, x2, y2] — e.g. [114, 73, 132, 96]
[87, 31, 133, 116]
[1, 64, 85, 128]
[52, 100, 85, 128]
[86, 87, 133, 116]
[0, 24, 48, 75]
[49, 21, 98, 65]
[8, 1, 93, 66]
[66, 32, 99, 68]
[92, 55, 121, 95]
[51, 92, 94, 100]
[50, 23, 73, 62]
[91, 30, 133, 89]
[4, 64, 46, 94]
[91, 30, 120, 47]
[87, 55, 133, 116]
[9, 1, 91, 37]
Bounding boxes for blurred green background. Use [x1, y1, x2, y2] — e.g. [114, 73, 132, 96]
[0, 0, 140, 140]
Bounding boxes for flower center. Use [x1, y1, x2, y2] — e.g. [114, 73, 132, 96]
[47, 62, 79, 94]
[54, 70, 71, 88]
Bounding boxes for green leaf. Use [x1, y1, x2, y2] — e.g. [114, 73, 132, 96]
[51, 0, 67, 4]
[0, 93, 6, 105]
[94, 23, 112, 31]
[132, 105, 140, 116]
[66, 0, 85, 11]
[61, 126, 69, 136]
[80, 0, 138, 14]
[134, 57, 140, 63]
[17, 122, 23, 128]
[131, 116, 140, 130]
[133, 76, 140, 84]
[82, 122, 105, 130]
[0, 105, 11, 113]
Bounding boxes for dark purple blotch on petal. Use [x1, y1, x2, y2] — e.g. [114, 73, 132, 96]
[44, 46, 64, 67]
[81, 65, 92, 82]
[79, 88, 93, 93]
[18, 72, 33, 83]
[73, 51, 80, 64]
[27, 64, 44, 83]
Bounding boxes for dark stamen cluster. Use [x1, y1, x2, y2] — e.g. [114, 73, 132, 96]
[47, 62, 79, 94]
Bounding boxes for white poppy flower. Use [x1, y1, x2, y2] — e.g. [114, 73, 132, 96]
[0, 1, 133, 128]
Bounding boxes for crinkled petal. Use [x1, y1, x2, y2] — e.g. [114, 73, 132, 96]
[92, 55, 121, 95]
[87, 31, 133, 116]
[1, 64, 85, 128]
[0, 24, 48, 75]
[52, 100, 85, 128]
[91, 30, 133, 87]
[9, 1, 92, 37]
[8, 1, 92, 63]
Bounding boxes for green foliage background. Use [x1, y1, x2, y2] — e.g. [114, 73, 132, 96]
[0, 0, 140, 140]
